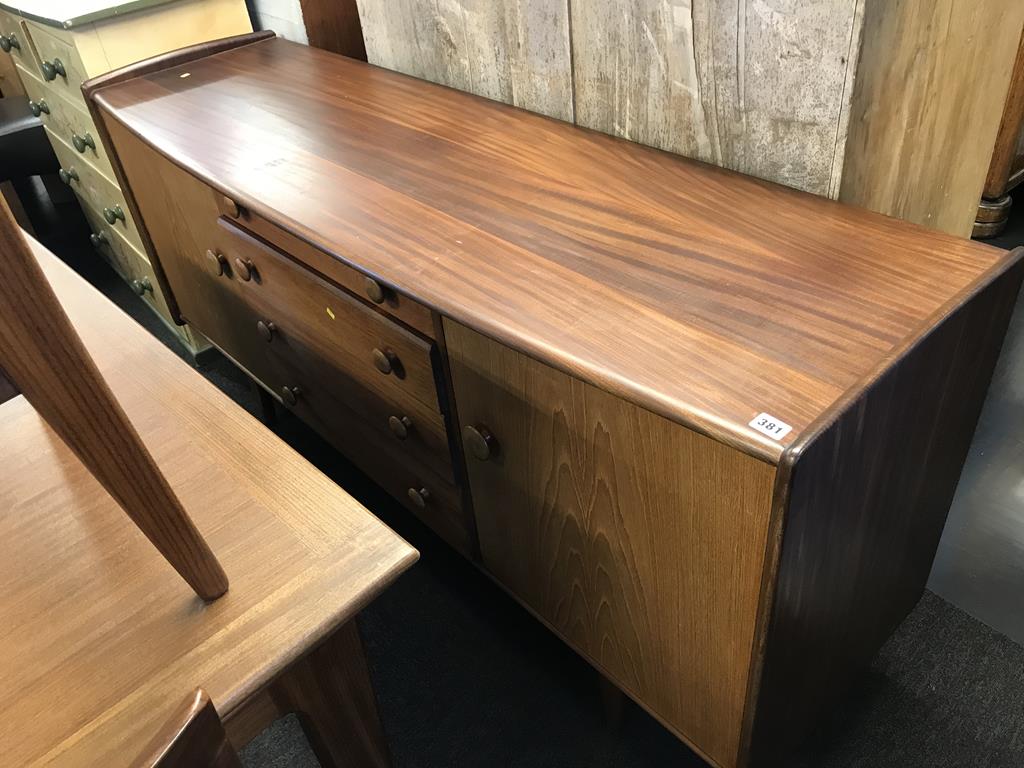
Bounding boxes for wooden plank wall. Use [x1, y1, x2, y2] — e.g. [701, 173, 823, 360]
[838, 0, 1024, 237]
[355, 0, 864, 198]
[352, 0, 1024, 237]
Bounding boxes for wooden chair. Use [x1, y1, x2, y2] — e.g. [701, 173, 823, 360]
[135, 690, 241, 768]
[0, 198, 418, 766]
[0, 193, 227, 600]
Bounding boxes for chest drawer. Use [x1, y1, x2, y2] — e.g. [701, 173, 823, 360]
[210, 221, 454, 479]
[215, 221, 441, 410]
[79, 202, 177, 330]
[48, 127, 144, 252]
[22, 72, 115, 181]
[24, 21, 90, 102]
[0, 10, 33, 69]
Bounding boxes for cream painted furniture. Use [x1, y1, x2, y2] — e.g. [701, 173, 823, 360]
[0, 0, 251, 355]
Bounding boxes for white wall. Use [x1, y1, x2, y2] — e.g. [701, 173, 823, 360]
[249, 0, 308, 45]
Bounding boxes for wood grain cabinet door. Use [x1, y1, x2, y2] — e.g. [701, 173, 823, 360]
[443, 320, 777, 768]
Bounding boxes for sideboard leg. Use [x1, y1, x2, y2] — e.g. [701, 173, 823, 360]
[269, 619, 390, 768]
[974, 194, 1013, 238]
[252, 379, 277, 429]
[597, 673, 627, 732]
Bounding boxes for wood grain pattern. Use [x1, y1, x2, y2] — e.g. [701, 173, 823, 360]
[444, 319, 777, 768]
[90, 37, 1019, 462]
[356, 0, 573, 121]
[136, 690, 242, 768]
[0, 241, 417, 767]
[267, 620, 389, 768]
[571, 0, 864, 197]
[984, 28, 1024, 200]
[747, 254, 1024, 761]
[0, 199, 228, 600]
[839, 0, 1024, 236]
[299, 0, 366, 60]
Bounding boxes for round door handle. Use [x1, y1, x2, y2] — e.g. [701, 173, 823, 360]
[371, 347, 401, 376]
[58, 167, 78, 185]
[256, 319, 277, 342]
[234, 257, 255, 282]
[205, 249, 227, 276]
[72, 132, 96, 153]
[407, 487, 431, 509]
[41, 58, 65, 81]
[131, 278, 153, 296]
[388, 415, 413, 440]
[89, 232, 108, 248]
[281, 385, 301, 407]
[29, 99, 49, 117]
[103, 205, 125, 224]
[364, 277, 387, 304]
[463, 424, 498, 461]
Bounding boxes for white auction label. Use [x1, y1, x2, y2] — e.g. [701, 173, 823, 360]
[748, 412, 792, 441]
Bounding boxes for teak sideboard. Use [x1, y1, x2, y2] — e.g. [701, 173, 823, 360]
[86, 32, 1024, 768]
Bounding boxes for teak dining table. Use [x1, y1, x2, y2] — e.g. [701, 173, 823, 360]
[0, 236, 418, 766]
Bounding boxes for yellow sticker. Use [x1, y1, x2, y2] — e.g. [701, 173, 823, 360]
[326, 307, 336, 320]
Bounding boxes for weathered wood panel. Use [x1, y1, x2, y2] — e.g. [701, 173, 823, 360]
[358, 0, 864, 196]
[355, 0, 573, 121]
[839, 0, 1024, 236]
[571, 0, 864, 197]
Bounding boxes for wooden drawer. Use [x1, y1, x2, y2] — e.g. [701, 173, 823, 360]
[212, 221, 454, 479]
[47, 127, 144, 252]
[232, 207, 436, 338]
[0, 9, 34, 70]
[326, 410, 473, 557]
[22, 71, 115, 182]
[24, 20, 89, 103]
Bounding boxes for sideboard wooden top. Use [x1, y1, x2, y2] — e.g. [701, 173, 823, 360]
[91, 36, 1022, 463]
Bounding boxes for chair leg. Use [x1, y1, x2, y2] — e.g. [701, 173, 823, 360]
[269, 619, 390, 768]
[1, 180, 33, 235]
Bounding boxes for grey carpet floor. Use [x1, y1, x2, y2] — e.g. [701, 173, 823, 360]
[32, 194, 1024, 768]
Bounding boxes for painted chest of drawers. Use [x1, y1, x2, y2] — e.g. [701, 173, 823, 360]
[0, 0, 251, 355]
[88, 33, 1024, 768]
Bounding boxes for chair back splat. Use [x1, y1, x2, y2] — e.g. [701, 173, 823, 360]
[0, 198, 228, 600]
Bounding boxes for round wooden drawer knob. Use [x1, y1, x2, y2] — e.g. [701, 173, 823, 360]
[463, 424, 498, 461]
[89, 232, 107, 248]
[281, 385, 301, 407]
[131, 278, 153, 296]
[221, 195, 240, 218]
[206, 249, 227, 276]
[234, 257, 255, 282]
[388, 415, 413, 440]
[365, 277, 387, 304]
[257, 319, 277, 342]
[58, 167, 78, 185]
[407, 487, 431, 509]
[103, 205, 125, 225]
[372, 347, 400, 376]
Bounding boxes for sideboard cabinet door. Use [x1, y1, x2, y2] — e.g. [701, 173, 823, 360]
[443, 319, 777, 767]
